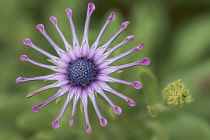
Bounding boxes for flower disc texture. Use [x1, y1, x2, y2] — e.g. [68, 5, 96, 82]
[16, 3, 150, 134]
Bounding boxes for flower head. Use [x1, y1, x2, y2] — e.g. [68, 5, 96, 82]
[16, 3, 150, 134]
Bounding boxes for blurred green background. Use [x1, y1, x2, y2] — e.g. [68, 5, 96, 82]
[1, 0, 210, 140]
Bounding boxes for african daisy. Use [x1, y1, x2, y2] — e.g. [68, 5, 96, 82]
[16, 3, 150, 134]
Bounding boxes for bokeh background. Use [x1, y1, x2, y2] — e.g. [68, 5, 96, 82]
[1, 0, 210, 140]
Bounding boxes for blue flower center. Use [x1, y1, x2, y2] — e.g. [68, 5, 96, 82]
[67, 57, 97, 86]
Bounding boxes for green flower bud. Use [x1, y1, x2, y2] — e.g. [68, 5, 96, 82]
[162, 79, 191, 106]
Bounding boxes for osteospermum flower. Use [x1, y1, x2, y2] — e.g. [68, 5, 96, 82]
[16, 3, 150, 134]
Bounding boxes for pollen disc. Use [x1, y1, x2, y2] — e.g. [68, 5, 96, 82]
[68, 58, 97, 86]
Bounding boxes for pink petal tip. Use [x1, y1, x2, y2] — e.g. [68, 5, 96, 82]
[66, 8, 72, 16]
[32, 105, 39, 112]
[114, 106, 122, 115]
[36, 24, 44, 31]
[100, 118, 107, 127]
[50, 16, 57, 24]
[135, 44, 144, 51]
[141, 58, 150, 65]
[132, 81, 142, 89]
[20, 55, 28, 61]
[121, 21, 130, 29]
[69, 117, 74, 126]
[16, 77, 24, 83]
[125, 35, 135, 41]
[52, 120, 60, 128]
[88, 3, 95, 13]
[23, 38, 32, 45]
[128, 99, 136, 106]
[109, 12, 115, 20]
[26, 93, 33, 98]
[86, 126, 92, 135]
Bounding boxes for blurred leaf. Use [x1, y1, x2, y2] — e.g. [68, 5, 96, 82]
[139, 68, 159, 105]
[147, 104, 168, 118]
[130, 1, 168, 57]
[169, 13, 210, 67]
[159, 113, 210, 140]
[16, 110, 54, 131]
[146, 121, 169, 140]
[0, 127, 25, 140]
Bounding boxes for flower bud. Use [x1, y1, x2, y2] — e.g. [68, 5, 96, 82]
[162, 79, 191, 106]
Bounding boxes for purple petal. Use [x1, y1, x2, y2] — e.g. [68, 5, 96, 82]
[20, 55, 28, 61]
[66, 8, 79, 47]
[97, 81, 137, 106]
[82, 3, 95, 44]
[114, 106, 122, 115]
[69, 88, 80, 126]
[104, 35, 135, 60]
[108, 12, 115, 20]
[16, 77, 24, 83]
[98, 21, 130, 54]
[81, 41, 89, 57]
[132, 81, 142, 89]
[52, 90, 74, 129]
[23, 38, 32, 45]
[86, 86, 107, 127]
[20, 55, 58, 71]
[90, 12, 116, 52]
[16, 74, 57, 83]
[121, 21, 130, 29]
[86, 125, 92, 135]
[99, 76, 142, 89]
[52, 120, 60, 128]
[49, 16, 76, 61]
[91, 83, 121, 115]
[54, 59, 68, 67]
[134, 43, 144, 51]
[100, 118, 107, 127]
[36, 24, 64, 56]
[23, 38, 59, 61]
[31, 85, 72, 112]
[106, 43, 144, 65]
[32, 105, 39, 112]
[138, 58, 150, 65]
[26, 80, 69, 98]
[88, 3, 95, 14]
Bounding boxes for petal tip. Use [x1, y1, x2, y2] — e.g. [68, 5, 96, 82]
[23, 38, 32, 45]
[135, 43, 144, 51]
[133, 81, 142, 89]
[66, 8, 72, 16]
[100, 118, 107, 127]
[20, 55, 28, 61]
[109, 12, 115, 20]
[86, 126, 92, 135]
[36, 24, 44, 31]
[52, 120, 60, 128]
[142, 58, 150, 65]
[128, 99, 136, 106]
[32, 105, 39, 112]
[121, 21, 130, 29]
[88, 3, 95, 13]
[125, 35, 135, 41]
[69, 117, 74, 126]
[16, 77, 23, 83]
[50, 16, 57, 24]
[114, 106, 122, 115]
[26, 93, 32, 98]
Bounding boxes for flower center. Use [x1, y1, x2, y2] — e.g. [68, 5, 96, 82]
[67, 57, 97, 86]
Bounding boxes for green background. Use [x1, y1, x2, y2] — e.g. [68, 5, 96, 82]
[1, 0, 210, 140]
